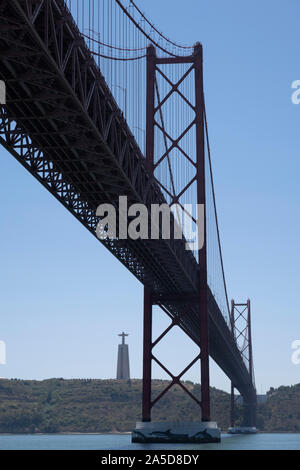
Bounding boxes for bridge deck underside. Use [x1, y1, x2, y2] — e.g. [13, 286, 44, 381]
[0, 0, 254, 400]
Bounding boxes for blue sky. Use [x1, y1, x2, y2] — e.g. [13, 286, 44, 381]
[1, 0, 300, 394]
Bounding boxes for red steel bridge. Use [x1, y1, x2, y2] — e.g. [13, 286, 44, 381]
[0, 0, 256, 430]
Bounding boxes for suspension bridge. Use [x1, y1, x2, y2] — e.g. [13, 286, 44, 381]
[0, 0, 256, 442]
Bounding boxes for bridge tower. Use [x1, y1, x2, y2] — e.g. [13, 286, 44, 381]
[229, 300, 257, 433]
[133, 43, 220, 443]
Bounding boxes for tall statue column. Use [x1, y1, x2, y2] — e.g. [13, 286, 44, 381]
[116, 332, 130, 380]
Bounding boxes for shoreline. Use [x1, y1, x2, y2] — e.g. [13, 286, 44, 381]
[0, 431, 300, 436]
[0, 432, 132, 436]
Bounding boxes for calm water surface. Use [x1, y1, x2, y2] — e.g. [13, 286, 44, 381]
[0, 433, 299, 450]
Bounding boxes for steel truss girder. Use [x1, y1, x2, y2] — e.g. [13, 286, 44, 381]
[0, 0, 255, 403]
[0, 0, 197, 296]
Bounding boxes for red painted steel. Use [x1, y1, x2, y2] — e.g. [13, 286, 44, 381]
[194, 43, 210, 422]
[230, 299, 256, 426]
[142, 42, 211, 422]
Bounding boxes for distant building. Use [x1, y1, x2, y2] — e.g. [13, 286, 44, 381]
[116, 332, 130, 380]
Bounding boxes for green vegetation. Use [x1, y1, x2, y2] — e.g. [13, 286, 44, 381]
[0, 379, 299, 433]
[256, 384, 300, 432]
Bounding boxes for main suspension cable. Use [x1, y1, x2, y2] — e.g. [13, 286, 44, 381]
[83, 30, 147, 52]
[129, 0, 193, 51]
[114, 0, 178, 57]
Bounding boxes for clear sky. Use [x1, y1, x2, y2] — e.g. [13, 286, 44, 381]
[1, 0, 300, 394]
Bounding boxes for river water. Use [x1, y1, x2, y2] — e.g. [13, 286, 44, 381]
[0, 433, 299, 450]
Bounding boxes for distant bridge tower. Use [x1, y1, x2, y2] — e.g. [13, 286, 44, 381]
[230, 300, 256, 431]
[116, 332, 130, 380]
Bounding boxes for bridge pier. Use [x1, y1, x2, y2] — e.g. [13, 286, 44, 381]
[132, 421, 221, 444]
[228, 386, 257, 434]
[242, 392, 257, 428]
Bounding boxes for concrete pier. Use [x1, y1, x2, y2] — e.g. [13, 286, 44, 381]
[132, 421, 221, 443]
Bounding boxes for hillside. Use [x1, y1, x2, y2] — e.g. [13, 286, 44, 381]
[0, 378, 233, 433]
[258, 384, 300, 432]
[0, 379, 299, 433]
